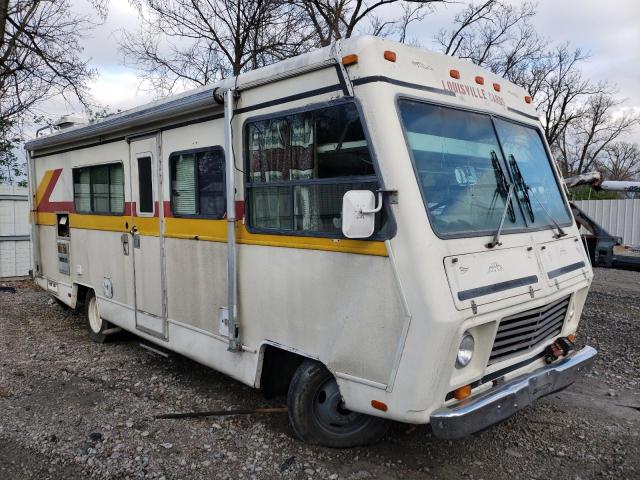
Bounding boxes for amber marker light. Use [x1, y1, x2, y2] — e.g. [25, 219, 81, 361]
[525, 95, 532, 104]
[453, 385, 472, 400]
[342, 54, 358, 66]
[450, 69, 460, 79]
[371, 400, 388, 412]
[475, 76, 484, 85]
[383, 50, 397, 62]
[567, 334, 576, 343]
[493, 83, 501, 92]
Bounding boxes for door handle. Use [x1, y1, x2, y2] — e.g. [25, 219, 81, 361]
[120, 233, 130, 256]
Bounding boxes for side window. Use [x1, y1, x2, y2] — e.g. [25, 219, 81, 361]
[73, 163, 125, 214]
[245, 102, 384, 236]
[169, 147, 225, 218]
[137, 156, 154, 214]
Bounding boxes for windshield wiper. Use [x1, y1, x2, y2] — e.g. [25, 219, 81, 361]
[508, 154, 567, 238]
[486, 150, 516, 248]
[507, 154, 535, 223]
[487, 183, 515, 248]
[489, 150, 515, 222]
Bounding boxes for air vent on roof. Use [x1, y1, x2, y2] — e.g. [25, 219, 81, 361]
[53, 114, 88, 130]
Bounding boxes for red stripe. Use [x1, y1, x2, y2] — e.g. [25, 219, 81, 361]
[235, 200, 245, 219]
[37, 169, 77, 213]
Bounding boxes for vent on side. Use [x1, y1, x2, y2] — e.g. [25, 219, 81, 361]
[489, 296, 570, 364]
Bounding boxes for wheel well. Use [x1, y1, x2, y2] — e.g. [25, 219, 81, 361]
[259, 345, 307, 398]
[74, 283, 92, 309]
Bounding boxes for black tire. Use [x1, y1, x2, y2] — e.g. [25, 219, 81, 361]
[84, 290, 112, 343]
[287, 360, 390, 448]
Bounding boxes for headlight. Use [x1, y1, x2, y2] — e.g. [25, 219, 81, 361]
[456, 331, 475, 368]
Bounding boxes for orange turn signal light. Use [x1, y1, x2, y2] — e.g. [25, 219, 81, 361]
[453, 385, 472, 400]
[524, 95, 532, 104]
[493, 82, 501, 92]
[342, 54, 358, 66]
[371, 400, 388, 412]
[383, 50, 396, 62]
[567, 334, 576, 343]
[449, 69, 460, 79]
[475, 76, 484, 85]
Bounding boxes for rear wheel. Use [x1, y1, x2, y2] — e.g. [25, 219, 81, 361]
[84, 291, 112, 343]
[287, 360, 390, 448]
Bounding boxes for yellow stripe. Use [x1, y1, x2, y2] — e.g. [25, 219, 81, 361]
[37, 214, 388, 256]
[34, 212, 57, 226]
[35, 170, 55, 207]
[236, 226, 388, 256]
[136, 217, 160, 236]
[69, 213, 129, 232]
[164, 217, 227, 242]
[164, 218, 387, 256]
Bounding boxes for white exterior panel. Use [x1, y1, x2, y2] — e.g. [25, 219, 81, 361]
[0, 185, 32, 278]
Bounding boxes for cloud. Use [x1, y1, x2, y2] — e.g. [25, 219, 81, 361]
[38, 0, 640, 144]
[89, 69, 156, 110]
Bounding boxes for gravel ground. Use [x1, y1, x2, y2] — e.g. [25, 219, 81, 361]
[0, 268, 638, 480]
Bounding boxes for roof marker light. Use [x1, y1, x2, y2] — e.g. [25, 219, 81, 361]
[525, 95, 532, 104]
[383, 50, 396, 62]
[475, 76, 484, 85]
[450, 69, 460, 79]
[342, 54, 358, 66]
[493, 83, 501, 92]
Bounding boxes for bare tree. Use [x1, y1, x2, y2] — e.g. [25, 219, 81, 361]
[297, 0, 447, 47]
[436, 0, 540, 72]
[120, 0, 315, 96]
[554, 93, 640, 175]
[530, 45, 610, 149]
[0, 118, 25, 185]
[0, 0, 97, 124]
[434, 1, 640, 177]
[599, 142, 640, 182]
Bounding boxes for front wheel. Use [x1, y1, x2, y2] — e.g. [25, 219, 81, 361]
[84, 291, 112, 343]
[287, 360, 390, 448]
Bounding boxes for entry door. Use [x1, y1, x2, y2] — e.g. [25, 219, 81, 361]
[129, 136, 166, 338]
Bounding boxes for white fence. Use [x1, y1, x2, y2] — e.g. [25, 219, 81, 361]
[0, 185, 32, 279]
[573, 199, 640, 247]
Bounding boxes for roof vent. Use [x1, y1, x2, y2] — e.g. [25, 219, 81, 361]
[53, 114, 88, 130]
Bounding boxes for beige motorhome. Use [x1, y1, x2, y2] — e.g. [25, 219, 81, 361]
[25, 36, 596, 447]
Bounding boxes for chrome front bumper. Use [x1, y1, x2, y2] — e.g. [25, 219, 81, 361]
[430, 346, 597, 440]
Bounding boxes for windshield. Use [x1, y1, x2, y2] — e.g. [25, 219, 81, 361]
[398, 99, 570, 237]
[493, 118, 571, 229]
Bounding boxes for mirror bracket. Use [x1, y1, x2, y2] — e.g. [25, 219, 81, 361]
[361, 191, 383, 214]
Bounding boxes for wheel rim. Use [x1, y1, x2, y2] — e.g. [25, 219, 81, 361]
[88, 296, 102, 333]
[311, 377, 371, 437]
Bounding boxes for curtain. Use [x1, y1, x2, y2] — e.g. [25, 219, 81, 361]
[109, 164, 125, 213]
[173, 154, 196, 215]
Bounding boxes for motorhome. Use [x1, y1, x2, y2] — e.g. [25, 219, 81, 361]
[25, 36, 597, 447]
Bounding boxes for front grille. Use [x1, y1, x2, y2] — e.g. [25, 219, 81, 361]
[489, 296, 570, 364]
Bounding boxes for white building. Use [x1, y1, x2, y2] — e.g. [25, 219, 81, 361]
[0, 184, 32, 279]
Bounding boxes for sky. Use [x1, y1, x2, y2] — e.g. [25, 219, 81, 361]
[43, 0, 640, 142]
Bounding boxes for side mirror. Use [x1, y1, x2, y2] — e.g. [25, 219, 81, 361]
[341, 190, 382, 239]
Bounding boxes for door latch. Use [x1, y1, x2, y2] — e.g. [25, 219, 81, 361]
[130, 225, 141, 249]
